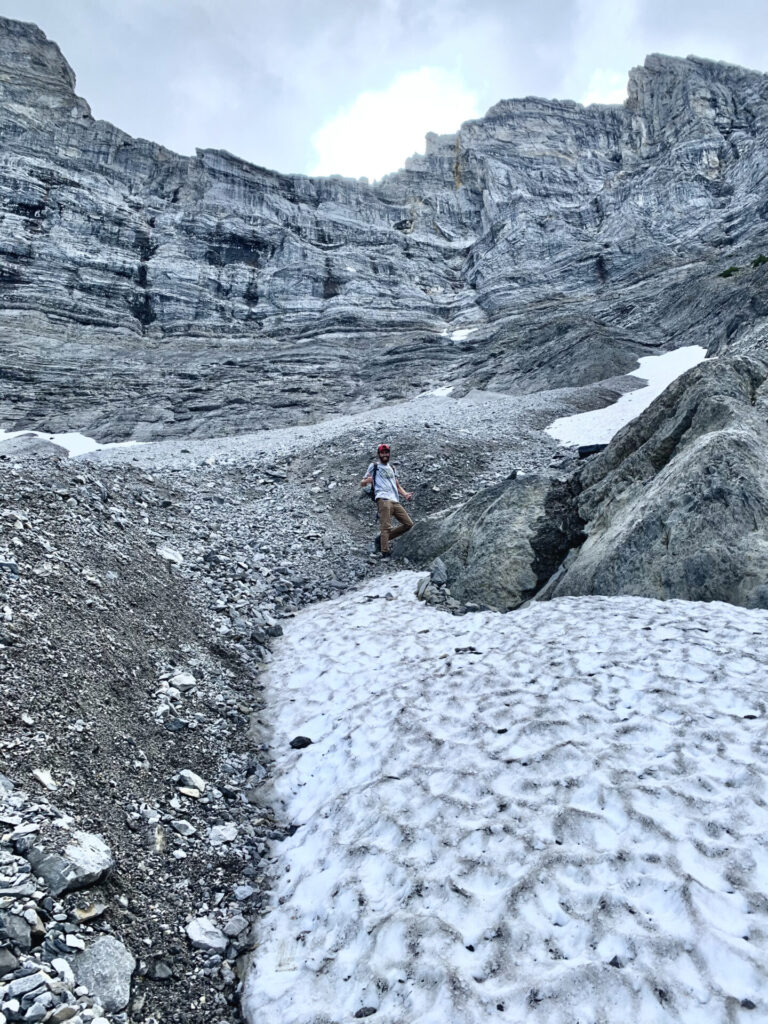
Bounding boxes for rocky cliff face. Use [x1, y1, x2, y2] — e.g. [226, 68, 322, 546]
[1, 18, 768, 439]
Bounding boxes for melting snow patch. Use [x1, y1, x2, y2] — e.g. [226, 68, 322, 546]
[546, 345, 707, 446]
[424, 385, 454, 397]
[244, 571, 768, 1024]
[451, 327, 475, 341]
[0, 429, 143, 458]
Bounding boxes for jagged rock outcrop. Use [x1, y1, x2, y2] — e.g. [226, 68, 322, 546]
[401, 473, 584, 610]
[403, 324, 768, 611]
[1, 18, 768, 439]
[544, 332, 768, 607]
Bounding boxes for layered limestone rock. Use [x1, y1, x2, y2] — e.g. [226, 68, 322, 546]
[545, 332, 768, 608]
[1, 17, 768, 439]
[403, 320, 768, 611]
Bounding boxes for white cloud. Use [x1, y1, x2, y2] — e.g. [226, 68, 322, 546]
[581, 68, 628, 105]
[309, 66, 480, 181]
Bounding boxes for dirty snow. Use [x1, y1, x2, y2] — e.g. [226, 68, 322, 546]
[546, 346, 707, 446]
[0, 429, 143, 457]
[244, 571, 768, 1024]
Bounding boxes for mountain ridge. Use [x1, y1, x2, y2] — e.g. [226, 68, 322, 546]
[1, 16, 768, 441]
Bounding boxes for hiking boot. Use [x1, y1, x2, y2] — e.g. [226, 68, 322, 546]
[381, 551, 392, 560]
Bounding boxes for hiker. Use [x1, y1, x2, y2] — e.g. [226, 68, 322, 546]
[360, 443, 414, 559]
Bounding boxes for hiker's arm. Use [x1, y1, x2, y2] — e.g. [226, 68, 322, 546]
[361, 475, 373, 487]
[397, 481, 413, 500]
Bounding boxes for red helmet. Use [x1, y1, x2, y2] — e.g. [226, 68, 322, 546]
[377, 443, 390, 454]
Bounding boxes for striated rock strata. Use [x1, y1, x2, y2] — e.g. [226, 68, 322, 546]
[1, 17, 768, 438]
[403, 322, 768, 610]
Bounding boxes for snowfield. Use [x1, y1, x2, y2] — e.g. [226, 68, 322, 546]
[244, 572, 768, 1024]
[546, 346, 707, 446]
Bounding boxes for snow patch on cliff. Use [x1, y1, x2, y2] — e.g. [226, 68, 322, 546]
[0, 429, 143, 458]
[546, 346, 707, 446]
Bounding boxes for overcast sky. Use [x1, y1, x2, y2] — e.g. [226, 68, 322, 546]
[3, 0, 767, 180]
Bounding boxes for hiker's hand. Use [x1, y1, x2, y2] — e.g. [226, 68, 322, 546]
[405, 491, 413, 500]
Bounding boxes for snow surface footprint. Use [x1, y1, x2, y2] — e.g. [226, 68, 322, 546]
[244, 572, 768, 1024]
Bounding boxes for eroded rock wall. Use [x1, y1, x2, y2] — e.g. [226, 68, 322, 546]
[1, 20, 768, 439]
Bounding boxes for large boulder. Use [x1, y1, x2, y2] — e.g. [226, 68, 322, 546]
[546, 345, 768, 607]
[22, 830, 114, 897]
[72, 936, 136, 1013]
[400, 473, 584, 610]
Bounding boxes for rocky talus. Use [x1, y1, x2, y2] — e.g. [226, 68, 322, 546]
[5, 12, 768, 1021]
[1, 17, 768, 439]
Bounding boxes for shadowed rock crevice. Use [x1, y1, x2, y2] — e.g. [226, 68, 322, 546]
[400, 470, 588, 611]
[405, 336, 768, 611]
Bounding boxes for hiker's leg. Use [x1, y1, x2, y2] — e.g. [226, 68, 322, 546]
[388, 502, 413, 541]
[378, 500, 393, 553]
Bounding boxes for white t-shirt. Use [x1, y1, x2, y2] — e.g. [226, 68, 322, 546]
[367, 461, 399, 502]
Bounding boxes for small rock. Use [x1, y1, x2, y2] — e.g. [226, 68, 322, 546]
[170, 820, 196, 837]
[429, 557, 448, 585]
[223, 915, 248, 937]
[6, 972, 46, 998]
[209, 823, 238, 846]
[0, 911, 31, 951]
[48, 1007, 79, 1023]
[0, 947, 19, 977]
[51, 957, 76, 985]
[31, 768, 58, 792]
[73, 935, 136, 1013]
[169, 672, 196, 692]
[289, 736, 313, 750]
[176, 769, 206, 793]
[73, 903, 107, 924]
[156, 544, 183, 565]
[152, 960, 174, 981]
[185, 917, 227, 952]
[354, 1009, 378, 1019]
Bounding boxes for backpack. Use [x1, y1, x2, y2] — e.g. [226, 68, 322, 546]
[366, 463, 378, 501]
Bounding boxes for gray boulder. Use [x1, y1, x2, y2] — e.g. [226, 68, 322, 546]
[72, 936, 135, 1013]
[408, 338, 768, 611]
[400, 473, 584, 610]
[23, 830, 114, 897]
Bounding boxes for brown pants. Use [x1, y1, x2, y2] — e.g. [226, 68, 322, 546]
[378, 499, 413, 553]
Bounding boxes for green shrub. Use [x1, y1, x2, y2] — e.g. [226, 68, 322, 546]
[719, 266, 742, 278]
[752, 254, 768, 268]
